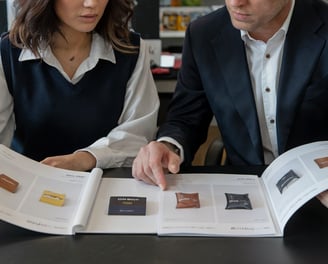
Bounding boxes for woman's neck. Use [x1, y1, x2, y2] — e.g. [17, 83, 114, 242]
[52, 29, 92, 53]
[51, 31, 92, 79]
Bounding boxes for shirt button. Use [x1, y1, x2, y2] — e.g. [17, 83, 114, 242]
[266, 54, 271, 59]
[265, 87, 271, 92]
[270, 119, 275, 124]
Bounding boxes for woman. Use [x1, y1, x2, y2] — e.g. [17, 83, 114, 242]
[0, 0, 159, 171]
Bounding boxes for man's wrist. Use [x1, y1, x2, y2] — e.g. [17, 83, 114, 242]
[157, 137, 184, 162]
[161, 141, 181, 156]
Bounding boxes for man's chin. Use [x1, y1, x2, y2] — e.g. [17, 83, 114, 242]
[231, 20, 252, 31]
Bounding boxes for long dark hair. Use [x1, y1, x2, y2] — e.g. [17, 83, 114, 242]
[9, 0, 137, 55]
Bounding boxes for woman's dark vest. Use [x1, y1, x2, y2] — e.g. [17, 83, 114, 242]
[0, 33, 140, 161]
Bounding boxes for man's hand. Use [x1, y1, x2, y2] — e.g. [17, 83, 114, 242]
[41, 151, 96, 171]
[132, 141, 181, 190]
[317, 190, 328, 208]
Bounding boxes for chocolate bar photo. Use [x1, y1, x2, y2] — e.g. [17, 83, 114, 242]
[0, 173, 19, 193]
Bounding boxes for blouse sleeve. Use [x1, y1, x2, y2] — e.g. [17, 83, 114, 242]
[82, 39, 160, 168]
[0, 52, 15, 147]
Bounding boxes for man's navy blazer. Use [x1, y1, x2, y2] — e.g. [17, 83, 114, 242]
[158, 0, 328, 165]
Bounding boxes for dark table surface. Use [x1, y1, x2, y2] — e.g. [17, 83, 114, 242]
[1, 166, 328, 264]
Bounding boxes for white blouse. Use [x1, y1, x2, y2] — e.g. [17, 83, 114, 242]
[0, 33, 159, 168]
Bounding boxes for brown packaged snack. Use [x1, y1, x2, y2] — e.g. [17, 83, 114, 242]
[0, 173, 19, 193]
[175, 192, 200, 209]
[314, 156, 328, 169]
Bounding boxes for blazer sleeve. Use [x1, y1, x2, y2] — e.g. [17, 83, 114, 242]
[157, 24, 214, 164]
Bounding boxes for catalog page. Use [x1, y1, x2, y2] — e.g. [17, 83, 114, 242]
[82, 177, 159, 234]
[158, 173, 279, 237]
[0, 145, 102, 235]
[261, 141, 328, 231]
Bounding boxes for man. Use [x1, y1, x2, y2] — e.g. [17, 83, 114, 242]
[132, 0, 328, 200]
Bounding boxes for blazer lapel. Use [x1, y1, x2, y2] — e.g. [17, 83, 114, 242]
[277, 0, 326, 153]
[211, 24, 264, 163]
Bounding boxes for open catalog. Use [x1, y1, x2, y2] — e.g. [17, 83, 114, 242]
[84, 141, 328, 237]
[0, 144, 103, 235]
[1, 141, 328, 236]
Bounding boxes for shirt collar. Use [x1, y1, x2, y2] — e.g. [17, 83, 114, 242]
[240, 0, 295, 42]
[18, 32, 116, 64]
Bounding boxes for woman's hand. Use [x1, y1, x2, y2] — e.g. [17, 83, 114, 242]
[41, 151, 96, 171]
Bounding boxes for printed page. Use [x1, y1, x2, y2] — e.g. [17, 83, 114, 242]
[82, 178, 159, 234]
[0, 145, 102, 235]
[261, 141, 328, 232]
[158, 173, 279, 237]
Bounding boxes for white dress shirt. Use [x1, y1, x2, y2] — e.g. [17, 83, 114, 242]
[241, 0, 295, 164]
[0, 33, 160, 168]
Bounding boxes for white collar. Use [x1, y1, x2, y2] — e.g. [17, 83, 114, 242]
[18, 32, 116, 64]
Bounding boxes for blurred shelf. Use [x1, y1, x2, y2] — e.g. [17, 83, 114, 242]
[160, 6, 212, 13]
[159, 5, 223, 38]
[160, 30, 186, 38]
